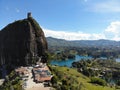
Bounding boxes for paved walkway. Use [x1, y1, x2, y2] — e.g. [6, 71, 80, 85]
[26, 87, 50, 90]
[24, 67, 50, 90]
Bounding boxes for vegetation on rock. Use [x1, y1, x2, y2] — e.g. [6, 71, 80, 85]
[0, 71, 22, 90]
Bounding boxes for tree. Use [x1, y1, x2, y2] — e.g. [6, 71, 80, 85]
[104, 72, 112, 82]
[51, 76, 58, 85]
[116, 80, 120, 86]
[62, 79, 68, 85]
[61, 85, 69, 90]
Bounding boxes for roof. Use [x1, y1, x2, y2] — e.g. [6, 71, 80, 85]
[33, 65, 52, 82]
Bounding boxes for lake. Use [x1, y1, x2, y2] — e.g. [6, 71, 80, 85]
[50, 55, 92, 67]
[116, 58, 120, 62]
[50, 55, 120, 67]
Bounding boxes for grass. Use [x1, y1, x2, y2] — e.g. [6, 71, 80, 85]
[50, 65, 115, 90]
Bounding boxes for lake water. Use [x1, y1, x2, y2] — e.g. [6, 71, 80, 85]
[116, 58, 120, 62]
[50, 55, 120, 67]
[50, 55, 92, 67]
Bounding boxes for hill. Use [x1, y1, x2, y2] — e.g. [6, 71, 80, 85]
[47, 37, 120, 47]
[49, 65, 115, 90]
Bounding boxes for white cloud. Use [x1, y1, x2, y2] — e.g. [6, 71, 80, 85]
[43, 21, 120, 41]
[105, 21, 120, 33]
[86, 0, 120, 13]
[43, 28, 106, 40]
[105, 21, 120, 41]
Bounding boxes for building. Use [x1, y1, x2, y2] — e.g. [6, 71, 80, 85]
[33, 65, 52, 83]
[27, 12, 32, 18]
[15, 67, 29, 77]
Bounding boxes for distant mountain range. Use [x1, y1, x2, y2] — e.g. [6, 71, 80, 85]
[46, 37, 120, 47]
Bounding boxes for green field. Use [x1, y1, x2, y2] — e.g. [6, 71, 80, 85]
[50, 65, 115, 90]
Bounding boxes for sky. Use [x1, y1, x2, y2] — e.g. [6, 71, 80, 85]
[1, 0, 120, 41]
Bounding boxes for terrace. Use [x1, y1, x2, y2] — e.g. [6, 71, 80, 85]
[14, 63, 52, 90]
[33, 64, 52, 83]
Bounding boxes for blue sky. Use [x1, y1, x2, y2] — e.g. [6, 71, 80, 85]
[1, 0, 120, 40]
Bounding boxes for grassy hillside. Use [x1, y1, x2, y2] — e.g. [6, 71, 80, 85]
[49, 65, 115, 90]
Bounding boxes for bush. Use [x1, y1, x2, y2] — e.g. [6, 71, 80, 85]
[90, 77, 107, 86]
[116, 80, 120, 86]
[62, 79, 68, 85]
[51, 76, 58, 85]
[61, 85, 69, 90]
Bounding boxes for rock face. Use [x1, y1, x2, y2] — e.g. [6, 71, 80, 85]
[0, 14, 48, 66]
